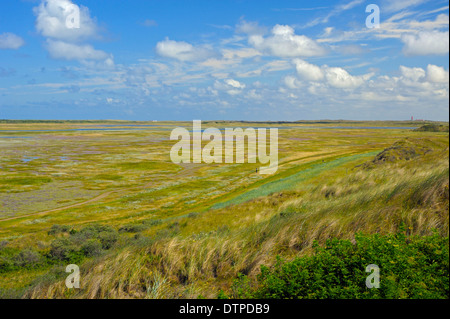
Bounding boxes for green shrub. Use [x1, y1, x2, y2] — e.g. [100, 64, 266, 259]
[48, 225, 72, 236]
[70, 224, 118, 246]
[119, 224, 148, 233]
[98, 231, 119, 249]
[0, 255, 15, 273]
[1, 219, 133, 283]
[48, 224, 119, 262]
[49, 238, 83, 263]
[230, 230, 449, 299]
[75, 224, 115, 239]
[81, 239, 103, 257]
[415, 124, 449, 132]
[1, 248, 46, 272]
[13, 249, 44, 268]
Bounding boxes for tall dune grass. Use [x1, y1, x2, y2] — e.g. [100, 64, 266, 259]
[24, 140, 449, 299]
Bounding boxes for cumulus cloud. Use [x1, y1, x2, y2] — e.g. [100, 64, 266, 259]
[249, 25, 327, 58]
[156, 38, 215, 62]
[399, 65, 426, 81]
[282, 63, 448, 115]
[293, 59, 324, 81]
[0, 33, 25, 50]
[401, 30, 449, 56]
[290, 59, 373, 89]
[325, 67, 368, 89]
[284, 75, 303, 89]
[214, 78, 246, 95]
[34, 0, 98, 42]
[426, 64, 449, 83]
[45, 39, 112, 62]
[34, 0, 112, 64]
[225, 78, 246, 89]
[376, 64, 449, 102]
[246, 89, 263, 100]
[398, 64, 449, 84]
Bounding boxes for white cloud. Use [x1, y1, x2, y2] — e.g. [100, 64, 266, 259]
[290, 59, 372, 89]
[426, 64, 449, 83]
[106, 97, 120, 104]
[199, 48, 261, 70]
[235, 19, 267, 35]
[302, 0, 364, 28]
[34, 0, 98, 42]
[0, 33, 25, 50]
[246, 89, 263, 100]
[225, 79, 245, 89]
[401, 30, 449, 56]
[293, 59, 324, 81]
[297, 63, 449, 108]
[317, 12, 449, 47]
[214, 78, 246, 95]
[263, 60, 291, 72]
[201, 58, 237, 69]
[249, 25, 327, 57]
[225, 78, 246, 89]
[222, 48, 261, 59]
[325, 67, 367, 89]
[236, 69, 262, 78]
[45, 39, 112, 61]
[399, 65, 426, 81]
[156, 38, 215, 62]
[387, 64, 449, 89]
[284, 75, 303, 89]
[34, 0, 113, 65]
[383, 0, 429, 13]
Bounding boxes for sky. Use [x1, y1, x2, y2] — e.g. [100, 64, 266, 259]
[0, 0, 448, 121]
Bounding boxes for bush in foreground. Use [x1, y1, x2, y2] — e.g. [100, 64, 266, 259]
[228, 229, 449, 299]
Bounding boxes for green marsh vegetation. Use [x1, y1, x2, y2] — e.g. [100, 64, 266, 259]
[0, 120, 448, 298]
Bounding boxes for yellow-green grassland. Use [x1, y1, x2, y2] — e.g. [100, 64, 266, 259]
[0, 120, 448, 299]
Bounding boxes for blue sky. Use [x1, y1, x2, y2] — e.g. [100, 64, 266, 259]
[0, 0, 448, 121]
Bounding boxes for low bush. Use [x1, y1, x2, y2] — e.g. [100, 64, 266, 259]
[48, 224, 72, 236]
[81, 239, 103, 257]
[13, 249, 44, 268]
[49, 224, 118, 262]
[119, 224, 148, 233]
[49, 238, 83, 263]
[228, 229, 449, 299]
[0, 248, 46, 272]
